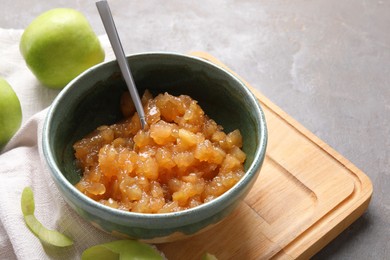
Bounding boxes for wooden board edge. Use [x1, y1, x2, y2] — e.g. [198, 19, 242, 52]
[189, 51, 374, 258]
[296, 195, 372, 259]
[189, 51, 373, 195]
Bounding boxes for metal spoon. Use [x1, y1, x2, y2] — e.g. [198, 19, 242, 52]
[96, 0, 147, 129]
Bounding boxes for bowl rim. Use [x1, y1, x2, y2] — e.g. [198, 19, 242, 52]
[42, 51, 267, 223]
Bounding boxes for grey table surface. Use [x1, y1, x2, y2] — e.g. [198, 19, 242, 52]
[1, 0, 389, 259]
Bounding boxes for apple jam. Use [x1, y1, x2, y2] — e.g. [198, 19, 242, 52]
[73, 90, 246, 213]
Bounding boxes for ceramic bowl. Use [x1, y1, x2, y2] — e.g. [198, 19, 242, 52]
[42, 52, 267, 243]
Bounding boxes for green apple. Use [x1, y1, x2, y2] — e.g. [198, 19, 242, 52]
[202, 253, 218, 260]
[0, 78, 22, 149]
[20, 8, 105, 89]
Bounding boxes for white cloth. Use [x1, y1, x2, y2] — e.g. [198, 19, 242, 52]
[0, 28, 119, 260]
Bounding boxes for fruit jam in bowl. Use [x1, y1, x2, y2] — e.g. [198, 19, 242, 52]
[42, 52, 267, 243]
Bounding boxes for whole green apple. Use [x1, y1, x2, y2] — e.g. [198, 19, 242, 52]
[20, 8, 105, 89]
[0, 78, 22, 149]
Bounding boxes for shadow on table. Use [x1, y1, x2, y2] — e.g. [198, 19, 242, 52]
[311, 212, 372, 259]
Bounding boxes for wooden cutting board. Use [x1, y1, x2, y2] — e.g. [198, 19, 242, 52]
[157, 52, 373, 260]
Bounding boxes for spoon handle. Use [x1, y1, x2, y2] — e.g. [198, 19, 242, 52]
[96, 0, 147, 129]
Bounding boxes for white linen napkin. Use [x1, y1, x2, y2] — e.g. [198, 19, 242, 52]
[0, 28, 120, 260]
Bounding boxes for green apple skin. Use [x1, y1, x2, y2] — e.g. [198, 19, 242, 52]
[20, 8, 105, 89]
[0, 78, 22, 149]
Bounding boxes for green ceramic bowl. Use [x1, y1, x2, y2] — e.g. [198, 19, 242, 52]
[42, 52, 267, 243]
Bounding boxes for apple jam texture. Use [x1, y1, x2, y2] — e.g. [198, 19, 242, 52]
[73, 90, 246, 213]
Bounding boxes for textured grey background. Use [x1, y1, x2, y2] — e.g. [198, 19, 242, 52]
[1, 0, 389, 259]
